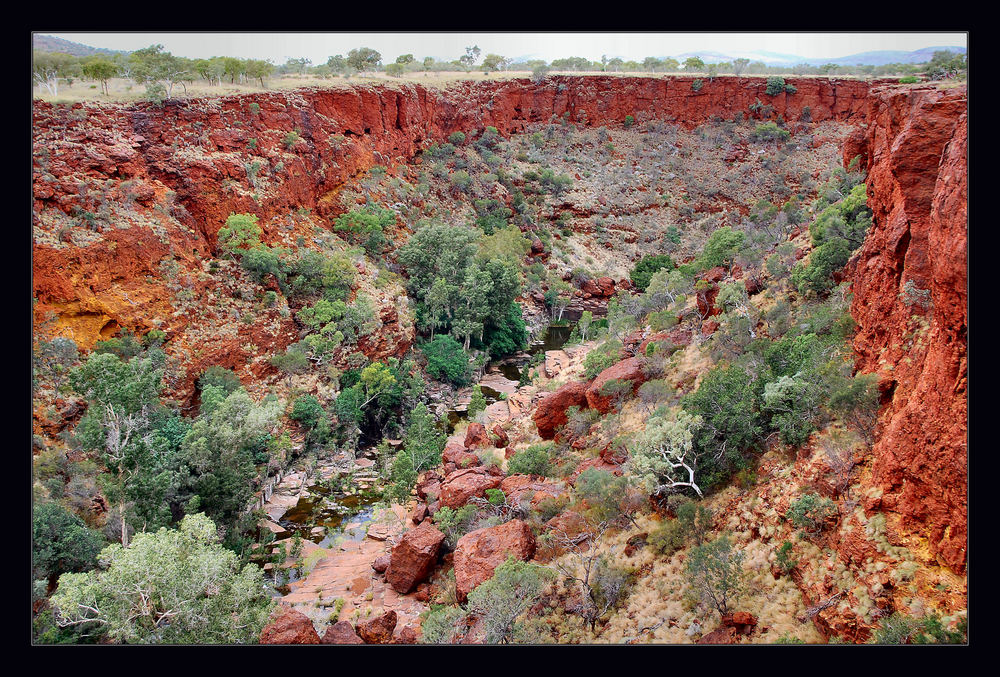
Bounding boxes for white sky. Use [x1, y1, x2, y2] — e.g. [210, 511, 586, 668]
[41, 32, 967, 64]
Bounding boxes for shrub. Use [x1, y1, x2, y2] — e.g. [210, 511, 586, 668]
[448, 131, 467, 145]
[691, 79, 703, 92]
[765, 76, 786, 96]
[898, 75, 919, 84]
[507, 443, 553, 477]
[582, 340, 622, 379]
[786, 493, 837, 535]
[421, 335, 470, 386]
[871, 612, 966, 645]
[465, 556, 555, 644]
[648, 519, 685, 556]
[282, 130, 300, 149]
[749, 122, 791, 143]
[624, 115, 635, 128]
[630, 254, 674, 292]
[684, 534, 749, 616]
[775, 540, 796, 573]
[198, 366, 242, 395]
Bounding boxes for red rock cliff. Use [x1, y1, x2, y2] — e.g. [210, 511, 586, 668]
[32, 76, 888, 348]
[844, 85, 967, 572]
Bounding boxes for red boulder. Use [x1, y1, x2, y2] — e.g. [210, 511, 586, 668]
[454, 519, 536, 602]
[385, 521, 446, 593]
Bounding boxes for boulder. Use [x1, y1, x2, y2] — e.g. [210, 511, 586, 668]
[532, 380, 589, 440]
[443, 440, 481, 468]
[439, 467, 503, 508]
[411, 502, 428, 524]
[454, 519, 536, 602]
[385, 521, 446, 593]
[321, 621, 364, 644]
[491, 424, 509, 448]
[697, 626, 738, 644]
[259, 609, 321, 644]
[500, 474, 566, 510]
[372, 553, 391, 573]
[703, 266, 727, 283]
[701, 320, 720, 336]
[356, 609, 397, 644]
[464, 423, 491, 450]
[585, 357, 648, 414]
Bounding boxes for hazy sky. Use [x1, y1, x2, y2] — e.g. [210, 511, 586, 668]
[42, 32, 967, 64]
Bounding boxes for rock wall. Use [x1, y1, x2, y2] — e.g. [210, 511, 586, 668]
[32, 76, 888, 349]
[844, 85, 967, 572]
[33, 79, 967, 570]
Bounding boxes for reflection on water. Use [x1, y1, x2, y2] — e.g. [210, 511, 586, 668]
[278, 484, 383, 548]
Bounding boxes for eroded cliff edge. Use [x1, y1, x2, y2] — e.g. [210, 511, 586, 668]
[844, 85, 967, 573]
[32, 76, 967, 577]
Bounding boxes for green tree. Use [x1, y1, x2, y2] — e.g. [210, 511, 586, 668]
[34, 336, 79, 394]
[130, 44, 191, 98]
[70, 351, 165, 545]
[217, 213, 262, 257]
[33, 502, 103, 587]
[684, 56, 705, 72]
[685, 534, 749, 616]
[33, 50, 80, 97]
[81, 57, 118, 95]
[468, 386, 487, 419]
[421, 335, 470, 386]
[347, 47, 382, 73]
[630, 254, 674, 291]
[629, 409, 705, 498]
[465, 557, 554, 644]
[50, 513, 274, 644]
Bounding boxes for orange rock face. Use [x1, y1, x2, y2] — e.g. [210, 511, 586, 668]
[845, 85, 967, 573]
[585, 356, 648, 414]
[385, 521, 446, 594]
[453, 519, 536, 602]
[259, 608, 321, 644]
[532, 380, 589, 440]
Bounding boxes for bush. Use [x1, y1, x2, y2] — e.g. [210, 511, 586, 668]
[648, 519, 685, 556]
[684, 534, 749, 616]
[624, 115, 635, 128]
[691, 79, 703, 92]
[786, 493, 837, 535]
[749, 122, 791, 143]
[898, 75, 919, 84]
[507, 443, 553, 477]
[33, 502, 103, 582]
[421, 335, 470, 386]
[765, 76, 786, 96]
[448, 131, 467, 145]
[871, 612, 966, 645]
[582, 340, 622, 379]
[630, 254, 674, 292]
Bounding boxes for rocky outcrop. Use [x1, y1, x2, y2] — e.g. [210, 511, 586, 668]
[356, 609, 397, 644]
[585, 356, 648, 414]
[439, 467, 503, 509]
[845, 85, 967, 572]
[454, 519, 536, 602]
[32, 77, 888, 390]
[463, 423, 492, 450]
[321, 621, 365, 645]
[533, 380, 589, 440]
[259, 608, 321, 644]
[499, 474, 566, 510]
[385, 521, 446, 594]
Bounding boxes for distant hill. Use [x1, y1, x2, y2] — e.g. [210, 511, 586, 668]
[32, 34, 124, 57]
[669, 46, 966, 67]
